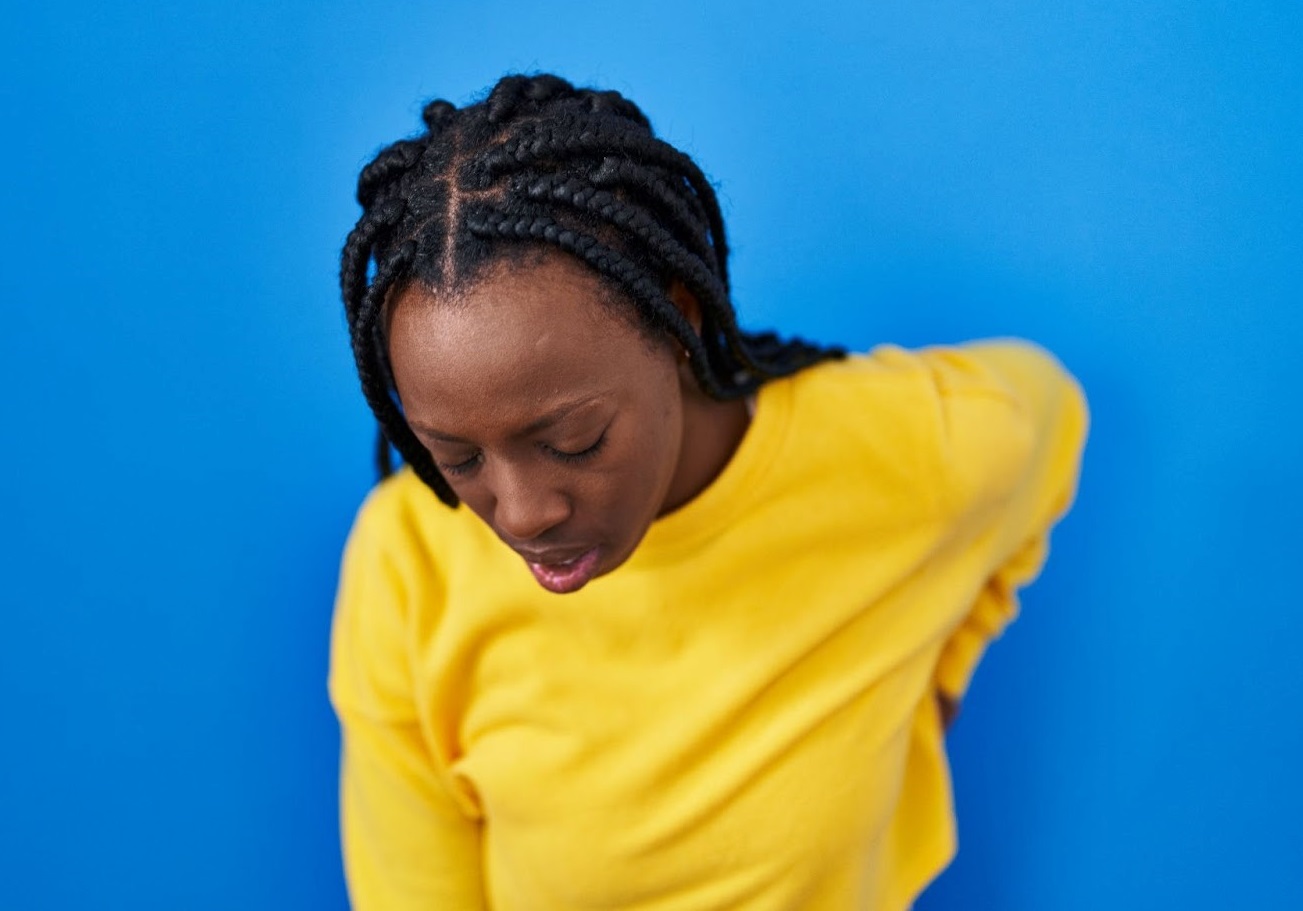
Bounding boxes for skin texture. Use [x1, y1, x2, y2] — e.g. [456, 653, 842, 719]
[386, 252, 751, 591]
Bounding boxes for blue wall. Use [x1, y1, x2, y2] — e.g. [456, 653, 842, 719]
[4, 1, 1299, 907]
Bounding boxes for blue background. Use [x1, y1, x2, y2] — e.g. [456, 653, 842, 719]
[4, 1, 1299, 907]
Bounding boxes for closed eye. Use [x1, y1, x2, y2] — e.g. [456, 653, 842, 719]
[438, 452, 483, 476]
[545, 432, 607, 464]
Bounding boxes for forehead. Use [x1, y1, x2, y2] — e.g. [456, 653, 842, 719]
[387, 255, 658, 431]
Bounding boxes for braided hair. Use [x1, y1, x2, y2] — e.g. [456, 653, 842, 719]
[340, 73, 844, 507]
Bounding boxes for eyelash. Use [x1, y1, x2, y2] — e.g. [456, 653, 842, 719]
[439, 453, 483, 477]
[436, 432, 607, 477]
[545, 432, 607, 464]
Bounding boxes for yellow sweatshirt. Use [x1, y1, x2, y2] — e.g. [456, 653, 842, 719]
[329, 340, 1088, 910]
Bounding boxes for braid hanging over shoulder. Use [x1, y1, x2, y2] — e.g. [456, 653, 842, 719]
[339, 73, 845, 506]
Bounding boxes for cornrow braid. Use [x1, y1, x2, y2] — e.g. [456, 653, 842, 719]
[356, 138, 426, 209]
[340, 73, 844, 506]
[588, 157, 716, 273]
[516, 173, 727, 313]
[481, 119, 731, 280]
[347, 240, 456, 503]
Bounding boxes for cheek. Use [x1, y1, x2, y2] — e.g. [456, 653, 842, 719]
[655, 369, 686, 466]
[619, 374, 685, 512]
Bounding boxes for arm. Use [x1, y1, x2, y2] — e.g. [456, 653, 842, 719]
[926, 341, 1090, 709]
[329, 491, 488, 910]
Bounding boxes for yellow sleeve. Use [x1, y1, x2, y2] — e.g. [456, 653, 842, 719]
[927, 340, 1089, 701]
[328, 489, 488, 910]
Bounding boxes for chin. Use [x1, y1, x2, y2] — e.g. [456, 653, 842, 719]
[595, 535, 649, 581]
[562, 538, 640, 594]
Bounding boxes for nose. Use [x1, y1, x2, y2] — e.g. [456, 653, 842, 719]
[489, 464, 572, 543]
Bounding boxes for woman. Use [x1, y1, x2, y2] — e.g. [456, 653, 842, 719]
[330, 73, 1087, 910]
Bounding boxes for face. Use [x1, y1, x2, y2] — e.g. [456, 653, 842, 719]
[387, 254, 689, 594]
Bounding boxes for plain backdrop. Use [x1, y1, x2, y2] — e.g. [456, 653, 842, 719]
[3, 1, 1300, 908]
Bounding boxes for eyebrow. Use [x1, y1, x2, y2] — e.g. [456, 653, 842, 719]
[409, 394, 605, 444]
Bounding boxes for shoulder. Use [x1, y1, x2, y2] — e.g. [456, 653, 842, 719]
[784, 339, 1077, 408]
[802, 339, 1078, 407]
[766, 347, 962, 520]
[779, 344, 945, 441]
[783, 340, 1086, 517]
[913, 339, 1085, 414]
[915, 339, 1086, 476]
[341, 468, 474, 597]
[913, 340, 1088, 527]
[350, 467, 447, 540]
[331, 470, 481, 714]
[783, 339, 1077, 443]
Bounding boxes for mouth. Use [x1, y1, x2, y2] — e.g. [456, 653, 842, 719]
[523, 547, 602, 594]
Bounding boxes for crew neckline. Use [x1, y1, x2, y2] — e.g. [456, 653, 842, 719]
[625, 376, 795, 567]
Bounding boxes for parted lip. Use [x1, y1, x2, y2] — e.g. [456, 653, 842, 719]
[514, 547, 594, 567]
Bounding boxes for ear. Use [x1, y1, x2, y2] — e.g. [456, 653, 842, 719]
[667, 279, 703, 337]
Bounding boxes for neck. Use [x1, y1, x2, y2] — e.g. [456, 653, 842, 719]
[658, 390, 752, 516]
